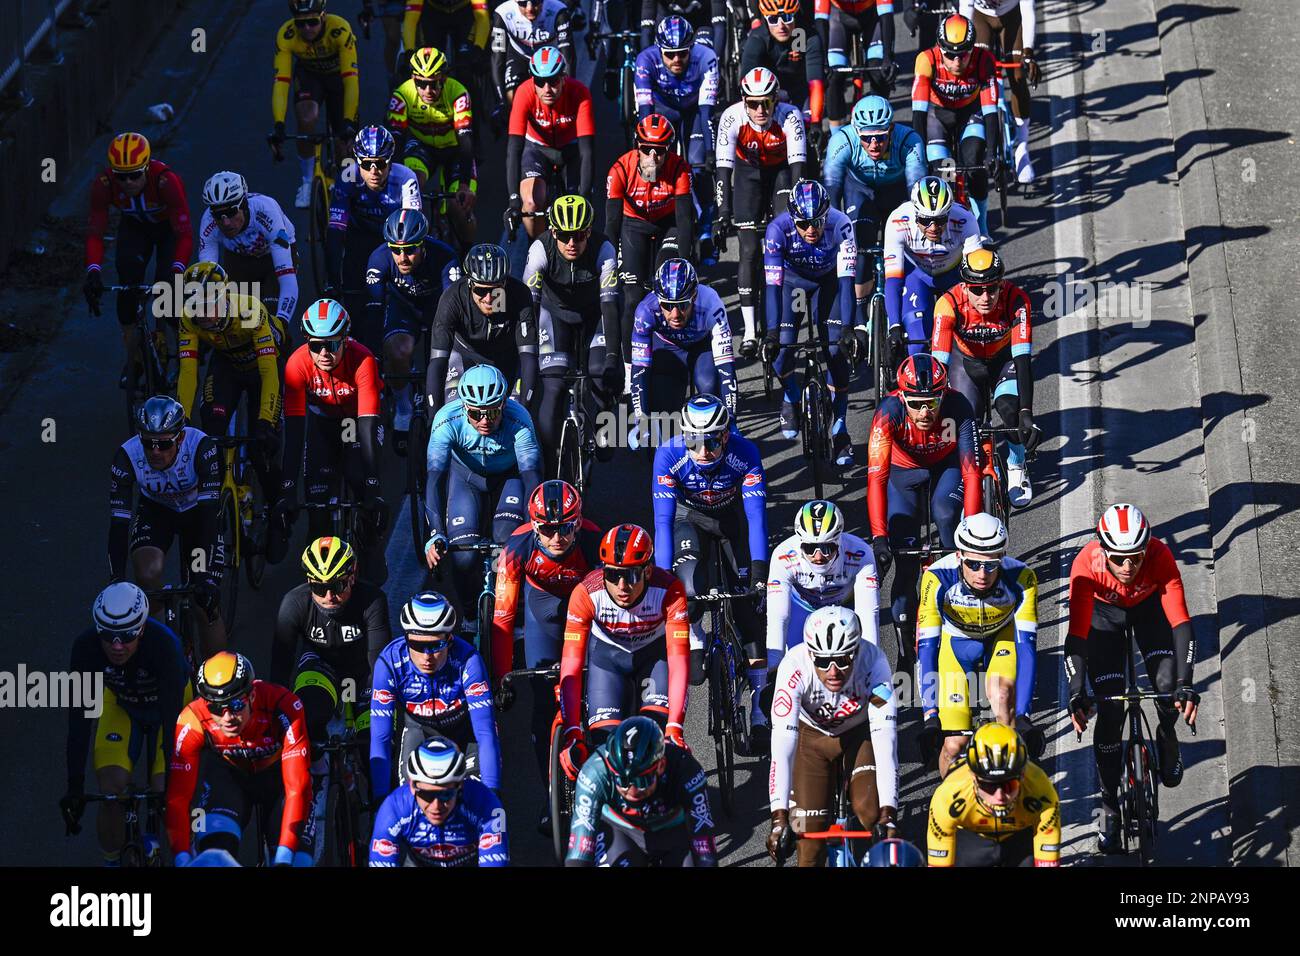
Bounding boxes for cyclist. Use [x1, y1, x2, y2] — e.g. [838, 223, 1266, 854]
[911, 12, 1000, 232]
[630, 258, 737, 436]
[166, 652, 313, 866]
[269, 0, 361, 209]
[961, 0, 1039, 183]
[821, 0, 897, 128]
[882, 175, 980, 368]
[867, 353, 980, 645]
[370, 738, 508, 866]
[109, 396, 225, 657]
[766, 605, 897, 867]
[559, 524, 691, 774]
[741, 0, 827, 146]
[567, 715, 717, 866]
[634, 16, 720, 259]
[715, 67, 806, 357]
[606, 113, 693, 373]
[197, 171, 299, 335]
[824, 96, 925, 334]
[522, 195, 623, 463]
[61, 582, 189, 865]
[1065, 503, 1199, 853]
[490, 0, 576, 108]
[506, 47, 596, 241]
[325, 125, 423, 358]
[926, 722, 1060, 866]
[396, 0, 492, 73]
[931, 243, 1038, 507]
[370, 592, 502, 800]
[763, 178, 859, 465]
[639, 0, 729, 51]
[386, 47, 479, 249]
[83, 132, 193, 382]
[916, 512, 1039, 776]
[868, 837, 924, 866]
[422, 365, 542, 625]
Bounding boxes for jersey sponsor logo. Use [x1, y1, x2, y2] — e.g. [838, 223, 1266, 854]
[372, 688, 394, 705]
[773, 690, 793, 718]
[690, 789, 713, 832]
[743, 473, 761, 487]
[408, 697, 461, 718]
[478, 831, 503, 850]
[372, 837, 399, 858]
[466, 681, 489, 697]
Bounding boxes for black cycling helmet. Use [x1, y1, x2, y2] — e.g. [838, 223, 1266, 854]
[603, 715, 666, 790]
[136, 395, 185, 435]
[463, 243, 510, 284]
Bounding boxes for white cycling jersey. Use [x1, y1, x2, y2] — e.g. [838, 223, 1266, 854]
[714, 100, 806, 170]
[491, 0, 568, 58]
[196, 192, 299, 322]
[768, 638, 899, 811]
[883, 199, 982, 277]
[959, 0, 1036, 50]
[765, 532, 879, 657]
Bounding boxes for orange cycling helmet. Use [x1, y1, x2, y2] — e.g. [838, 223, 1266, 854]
[108, 133, 151, 173]
[636, 113, 676, 148]
[758, 0, 800, 17]
[599, 524, 654, 568]
[938, 14, 976, 55]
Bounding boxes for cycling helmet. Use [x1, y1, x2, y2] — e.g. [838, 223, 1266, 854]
[92, 582, 149, 638]
[463, 243, 510, 283]
[867, 838, 925, 867]
[400, 591, 460, 635]
[966, 722, 1028, 784]
[107, 132, 150, 173]
[604, 716, 666, 789]
[911, 176, 954, 218]
[938, 13, 976, 55]
[895, 352, 948, 397]
[599, 524, 655, 568]
[787, 178, 830, 222]
[654, 257, 697, 303]
[183, 260, 229, 288]
[758, 0, 800, 17]
[407, 738, 468, 787]
[1097, 503, 1150, 555]
[548, 194, 594, 232]
[354, 124, 396, 161]
[457, 364, 510, 407]
[288, 0, 327, 15]
[301, 297, 350, 339]
[740, 67, 778, 99]
[136, 395, 185, 435]
[301, 536, 356, 583]
[636, 112, 676, 148]
[529, 46, 566, 79]
[656, 14, 694, 52]
[409, 47, 448, 79]
[794, 500, 844, 546]
[183, 261, 232, 329]
[960, 243, 1005, 284]
[196, 652, 255, 705]
[851, 95, 894, 133]
[202, 171, 248, 208]
[803, 605, 862, 658]
[528, 479, 582, 525]
[383, 207, 428, 246]
[680, 393, 729, 437]
[954, 512, 1009, 556]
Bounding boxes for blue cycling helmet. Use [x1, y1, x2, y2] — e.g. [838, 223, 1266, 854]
[788, 179, 831, 222]
[301, 297, 351, 339]
[867, 838, 924, 867]
[657, 15, 694, 52]
[654, 257, 698, 304]
[851, 95, 894, 133]
[384, 208, 429, 246]
[353, 124, 396, 161]
[529, 46, 566, 79]
[457, 364, 510, 407]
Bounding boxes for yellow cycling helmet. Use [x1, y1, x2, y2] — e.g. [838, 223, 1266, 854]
[302, 536, 357, 584]
[409, 47, 448, 80]
[183, 261, 232, 330]
[966, 722, 1028, 784]
[549, 194, 594, 232]
[107, 132, 151, 173]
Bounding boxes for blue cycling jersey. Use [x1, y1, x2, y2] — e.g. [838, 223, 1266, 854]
[824, 123, 927, 200]
[365, 237, 458, 319]
[370, 635, 501, 798]
[631, 285, 736, 416]
[634, 42, 720, 116]
[328, 162, 422, 237]
[428, 397, 540, 480]
[763, 209, 858, 330]
[651, 428, 768, 568]
[369, 777, 508, 867]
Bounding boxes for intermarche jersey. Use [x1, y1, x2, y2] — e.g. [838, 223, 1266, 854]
[369, 777, 508, 867]
[1067, 539, 1191, 638]
[715, 100, 807, 170]
[931, 280, 1033, 364]
[633, 42, 720, 113]
[765, 532, 880, 656]
[927, 761, 1060, 866]
[630, 287, 736, 416]
[85, 160, 193, 271]
[386, 77, 475, 152]
[509, 77, 595, 149]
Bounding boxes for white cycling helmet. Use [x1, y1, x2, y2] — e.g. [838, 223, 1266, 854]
[1097, 503, 1150, 554]
[92, 582, 149, 637]
[794, 500, 844, 546]
[406, 738, 468, 787]
[400, 591, 459, 636]
[803, 605, 862, 658]
[954, 512, 1008, 556]
[680, 393, 729, 437]
[202, 171, 248, 208]
[740, 67, 778, 99]
[910, 176, 954, 219]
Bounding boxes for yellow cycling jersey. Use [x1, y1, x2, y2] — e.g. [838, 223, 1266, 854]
[918, 551, 1038, 642]
[402, 0, 491, 50]
[272, 14, 360, 124]
[926, 761, 1061, 867]
[177, 295, 282, 425]
[386, 77, 474, 150]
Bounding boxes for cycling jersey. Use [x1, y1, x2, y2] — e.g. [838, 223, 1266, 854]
[927, 761, 1060, 866]
[283, 339, 382, 420]
[882, 199, 980, 326]
[327, 164, 422, 239]
[959, 0, 1036, 48]
[370, 777, 507, 866]
[272, 15, 360, 124]
[630, 286, 736, 416]
[715, 100, 807, 170]
[166, 681, 311, 854]
[404, 0, 492, 50]
[931, 280, 1032, 364]
[815, 0, 893, 18]
[762, 208, 857, 333]
[911, 44, 998, 114]
[768, 637, 898, 811]
[824, 122, 927, 196]
[765, 532, 880, 659]
[639, 0, 729, 51]
[177, 295, 282, 425]
[426, 397, 541, 481]
[109, 428, 220, 518]
[365, 236, 459, 334]
[490, 0, 574, 87]
[85, 160, 193, 272]
[427, 276, 538, 407]
[740, 25, 827, 123]
[523, 229, 620, 319]
[269, 580, 391, 686]
[196, 193, 298, 323]
[1066, 539, 1191, 639]
[387, 77, 475, 152]
[606, 148, 693, 224]
[508, 77, 595, 148]
[633, 42, 720, 114]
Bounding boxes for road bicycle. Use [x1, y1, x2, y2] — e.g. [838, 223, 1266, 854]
[555, 367, 599, 497]
[776, 756, 889, 868]
[78, 791, 165, 867]
[144, 583, 203, 679]
[109, 283, 173, 434]
[317, 708, 368, 867]
[859, 244, 891, 403]
[444, 540, 502, 677]
[768, 316, 836, 499]
[888, 474, 946, 690]
[498, 662, 572, 864]
[269, 129, 341, 292]
[213, 428, 270, 630]
[384, 362, 433, 559]
[591, 28, 642, 146]
[827, 23, 895, 118]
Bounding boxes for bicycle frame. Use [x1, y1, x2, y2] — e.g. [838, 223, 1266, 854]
[860, 244, 890, 403]
[144, 584, 202, 680]
[82, 791, 165, 867]
[384, 364, 432, 559]
[318, 710, 367, 867]
[270, 130, 338, 290]
[557, 368, 597, 496]
[445, 540, 501, 674]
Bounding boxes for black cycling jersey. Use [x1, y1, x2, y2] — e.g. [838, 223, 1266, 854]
[740, 23, 826, 106]
[525, 229, 619, 316]
[270, 580, 392, 687]
[427, 276, 540, 409]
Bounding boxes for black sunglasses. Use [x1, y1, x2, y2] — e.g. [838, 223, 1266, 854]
[812, 653, 855, 670]
[114, 170, 146, 182]
[98, 630, 142, 646]
[967, 282, 999, 295]
[142, 436, 179, 450]
[535, 75, 564, 88]
[413, 77, 445, 90]
[1105, 551, 1145, 568]
[208, 694, 251, 716]
[962, 557, 1002, 573]
[917, 215, 949, 227]
[555, 228, 589, 243]
[470, 283, 504, 298]
[744, 98, 773, 110]
[465, 404, 503, 423]
[358, 158, 389, 171]
[295, 17, 322, 28]
[414, 787, 459, 803]
[308, 577, 352, 596]
[685, 435, 724, 453]
[859, 131, 891, 144]
[638, 144, 668, 156]
[537, 520, 577, 536]
[212, 205, 241, 221]
[388, 243, 421, 257]
[662, 48, 690, 59]
[604, 567, 644, 586]
[794, 216, 826, 230]
[308, 338, 346, 353]
[407, 637, 452, 654]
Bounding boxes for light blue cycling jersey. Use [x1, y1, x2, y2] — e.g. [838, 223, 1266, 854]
[824, 123, 927, 200]
[369, 777, 508, 867]
[426, 396, 541, 479]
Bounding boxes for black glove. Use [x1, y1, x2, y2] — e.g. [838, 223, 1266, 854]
[874, 57, 898, 90]
[600, 360, 625, 396]
[917, 715, 943, 769]
[871, 535, 892, 580]
[1022, 48, 1041, 88]
[1018, 408, 1040, 452]
[903, 5, 919, 34]
[1068, 690, 1094, 722]
[1016, 713, 1046, 760]
[568, 6, 587, 33]
[760, 336, 780, 366]
[766, 809, 792, 863]
[269, 121, 287, 148]
[83, 270, 104, 315]
[193, 574, 222, 621]
[843, 328, 866, 367]
[986, 154, 1003, 183]
[60, 789, 86, 836]
[254, 419, 279, 459]
[1174, 686, 1200, 708]
[887, 324, 906, 372]
[339, 120, 358, 142]
[504, 201, 523, 236]
[275, 480, 301, 526]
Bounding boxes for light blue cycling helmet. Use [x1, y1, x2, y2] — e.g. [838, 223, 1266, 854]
[457, 364, 510, 407]
[301, 298, 350, 339]
[852, 95, 894, 133]
[529, 46, 566, 79]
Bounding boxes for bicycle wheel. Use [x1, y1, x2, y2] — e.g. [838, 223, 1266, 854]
[981, 472, 1006, 526]
[309, 175, 330, 291]
[241, 454, 268, 590]
[1135, 742, 1158, 865]
[557, 414, 582, 492]
[869, 293, 889, 402]
[620, 63, 636, 146]
[217, 491, 240, 631]
[407, 410, 430, 558]
[328, 777, 361, 867]
[476, 588, 495, 674]
[803, 381, 828, 500]
[548, 721, 573, 864]
[708, 644, 736, 816]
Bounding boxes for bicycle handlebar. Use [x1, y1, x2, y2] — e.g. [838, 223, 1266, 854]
[80, 790, 162, 805]
[688, 588, 759, 605]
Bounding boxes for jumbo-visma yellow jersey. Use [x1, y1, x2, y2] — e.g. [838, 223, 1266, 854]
[272, 14, 360, 124]
[917, 551, 1038, 642]
[926, 761, 1061, 866]
[177, 295, 282, 425]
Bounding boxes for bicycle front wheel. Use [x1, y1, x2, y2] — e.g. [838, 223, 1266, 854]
[548, 721, 573, 865]
[309, 175, 330, 291]
[1135, 743, 1159, 865]
[328, 776, 361, 867]
[708, 646, 736, 816]
[407, 410, 430, 560]
[217, 491, 240, 631]
[242, 457, 268, 591]
[803, 381, 829, 500]
[557, 415, 582, 494]
[869, 293, 888, 402]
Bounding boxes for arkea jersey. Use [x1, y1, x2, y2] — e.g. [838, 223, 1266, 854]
[765, 532, 880, 654]
[927, 762, 1060, 866]
[630, 287, 736, 416]
[634, 42, 720, 112]
[715, 100, 807, 170]
[931, 280, 1032, 364]
[369, 777, 508, 867]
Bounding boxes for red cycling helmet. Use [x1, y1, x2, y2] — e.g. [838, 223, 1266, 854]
[599, 524, 655, 568]
[528, 479, 582, 525]
[896, 352, 948, 397]
[636, 113, 676, 148]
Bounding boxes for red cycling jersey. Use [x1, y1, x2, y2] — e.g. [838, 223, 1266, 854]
[165, 681, 311, 855]
[912, 46, 999, 111]
[932, 281, 1033, 362]
[85, 159, 194, 272]
[1067, 539, 1192, 638]
[283, 339, 381, 420]
[814, 0, 893, 18]
[508, 77, 595, 149]
[606, 150, 693, 225]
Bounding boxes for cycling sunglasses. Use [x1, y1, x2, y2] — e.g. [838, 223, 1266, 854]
[800, 542, 838, 558]
[294, 16, 322, 28]
[388, 243, 421, 257]
[1105, 551, 1145, 568]
[662, 48, 691, 59]
[555, 228, 590, 243]
[114, 169, 146, 182]
[744, 98, 773, 111]
[812, 652, 856, 671]
[308, 577, 352, 596]
[414, 787, 460, 804]
[614, 764, 662, 792]
[659, 298, 691, 314]
[917, 214, 949, 228]
[519, 0, 545, 7]
[308, 337, 346, 353]
[142, 435, 180, 450]
[685, 434, 725, 452]
[794, 216, 826, 231]
[208, 694, 251, 716]
[638, 144, 668, 157]
[859, 131, 891, 145]
[465, 404, 503, 423]
[98, 630, 142, 647]
[535, 75, 565, 88]
[967, 282, 999, 296]
[766, 12, 796, 24]
[604, 566, 645, 586]
[470, 283, 504, 298]
[903, 396, 941, 411]
[962, 557, 1002, 573]
[976, 776, 1020, 796]
[407, 636, 453, 654]
[536, 520, 578, 537]
[211, 205, 241, 221]
[358, 158, 389, 171]
[413, 77, 445, 90]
